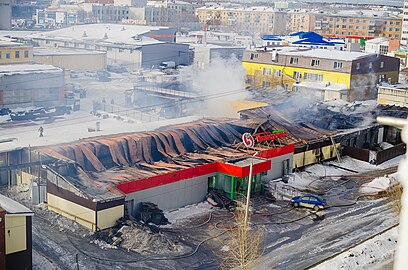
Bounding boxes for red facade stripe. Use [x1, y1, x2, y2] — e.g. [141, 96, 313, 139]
[116, 145, 293, 194]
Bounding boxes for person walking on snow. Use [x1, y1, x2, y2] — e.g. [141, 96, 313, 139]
[38, 126, 44, 137]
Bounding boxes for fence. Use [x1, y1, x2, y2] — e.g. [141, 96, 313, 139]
[93, 101, 163, 122]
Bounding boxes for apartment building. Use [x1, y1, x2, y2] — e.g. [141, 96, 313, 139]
[289, 10, 402, 40]
[196, 6, 287, 35]
[242, 47, 400, 101]
[402, 0, 408, 46]
[35, 5, 86, 26]
[0, 39, 33, 65]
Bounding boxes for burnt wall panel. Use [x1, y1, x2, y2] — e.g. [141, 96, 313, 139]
[376, 143, 406, 165]
[343, 146, 370, 163]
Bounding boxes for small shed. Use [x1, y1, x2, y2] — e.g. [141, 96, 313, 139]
[0, 194, 33, 270]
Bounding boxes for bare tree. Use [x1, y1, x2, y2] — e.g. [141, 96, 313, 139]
[221, 208, 263, 270]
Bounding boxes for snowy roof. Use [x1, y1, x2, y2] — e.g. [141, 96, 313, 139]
[0, 194, 33, 216]
[28, 24, 168, 46]
[34, 47, 106, 56]
[296, 81, 348, 91]
[0, 64, 62, 76]
[365, 38, 389, 45]
[282, 49, 372, 61]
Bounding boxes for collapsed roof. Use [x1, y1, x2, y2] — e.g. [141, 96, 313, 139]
[40, 118, 331, 200]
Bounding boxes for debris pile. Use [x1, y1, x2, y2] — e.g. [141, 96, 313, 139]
[140, 202, 169, 225]
[92, 218, 187, 255]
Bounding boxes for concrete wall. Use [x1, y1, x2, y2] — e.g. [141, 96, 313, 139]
[267, 153, 293, 180]
[141, 43, 189, 68]
[378, 86, 408, 108]
[34, 53, 107, 70]
[126, 174, 211, 213]
[5, 215, 26, 255]
[0, 70, 64, 108]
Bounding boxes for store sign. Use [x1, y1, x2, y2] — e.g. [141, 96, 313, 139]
[255, 130, 287, 143]
[242, 133, 255, 148]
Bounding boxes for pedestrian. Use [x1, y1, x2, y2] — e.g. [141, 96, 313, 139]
[38, 126, 44, 137]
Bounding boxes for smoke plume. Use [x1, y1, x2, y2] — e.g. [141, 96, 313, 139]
[180, 56, 249, 118]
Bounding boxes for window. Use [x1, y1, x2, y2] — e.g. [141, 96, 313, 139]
[274, 69, 281, 76]
[333, 61, 343, 69]
[293, 71, 302, 79]
[290, 57, 298, 64]
[311, 59, 320, 66]
[6, 52, 10, 59]
[24, 50, 29, 58]
[0, 52, 1, 59]
[379, 74, 386, 82]
[15, 51, 20, 58]
[250, 53, 258, 60]
[262, 81, 270, 88]
[263, 67, 271, 75]
[380, 61, 384, 68]
[369, 62, 373, 69]
[304, 73, 323, 81]
[356, 63, 360, 70]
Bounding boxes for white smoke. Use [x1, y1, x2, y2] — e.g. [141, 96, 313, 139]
[180, 56, 249, 118]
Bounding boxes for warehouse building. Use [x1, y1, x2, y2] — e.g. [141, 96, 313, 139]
[242, 47, 400, 101]
[0, 64, 64, 109]
[0, 194, 33, 270]
[27, 24, 190, 69]
[33, 47, 107, 70]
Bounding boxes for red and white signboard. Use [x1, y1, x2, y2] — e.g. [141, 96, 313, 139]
[242, 133, 255, 148]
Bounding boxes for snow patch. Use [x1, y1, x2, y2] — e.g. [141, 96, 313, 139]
[164, 201, 213, 225]
[312, 226, 398, 270]
[360, 174, 399, 195]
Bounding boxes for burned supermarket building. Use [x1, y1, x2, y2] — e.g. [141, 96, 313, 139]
[34, 119, 298, 230]
[2, 101, 407, 231]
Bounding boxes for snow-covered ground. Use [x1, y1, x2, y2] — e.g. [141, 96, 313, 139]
[286, 156, 403, 191]
[312, 226, 398, 270]
[164, 201, 213, 226]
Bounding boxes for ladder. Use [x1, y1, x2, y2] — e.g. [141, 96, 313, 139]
[330, 136, 341, 163]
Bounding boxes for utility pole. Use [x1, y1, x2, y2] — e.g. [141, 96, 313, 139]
[244, 156, 253, 226]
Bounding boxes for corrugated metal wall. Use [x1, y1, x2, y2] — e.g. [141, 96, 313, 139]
[126, 173, 212, 213]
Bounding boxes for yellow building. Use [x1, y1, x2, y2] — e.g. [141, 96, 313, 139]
[0, 39, 33, 65]
[0, 194, 33, 270]
[196, 6, 287, 34]
[242, 47, 400, 101]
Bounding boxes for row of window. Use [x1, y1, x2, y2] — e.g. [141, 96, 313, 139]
[320, 17, 400, 25]
[0, 50, 30, 60]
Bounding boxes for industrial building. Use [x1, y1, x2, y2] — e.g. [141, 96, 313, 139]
[0, 38, 33, 65]
[242, 47, 400, 101]
[261, 32, 345, 51]
[27, 24, 190, 69]
[0, 64, 64, 108]
[378, 83, 408, 108]
[33, 47, 107, 70]
[0, 194, 33, 270]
